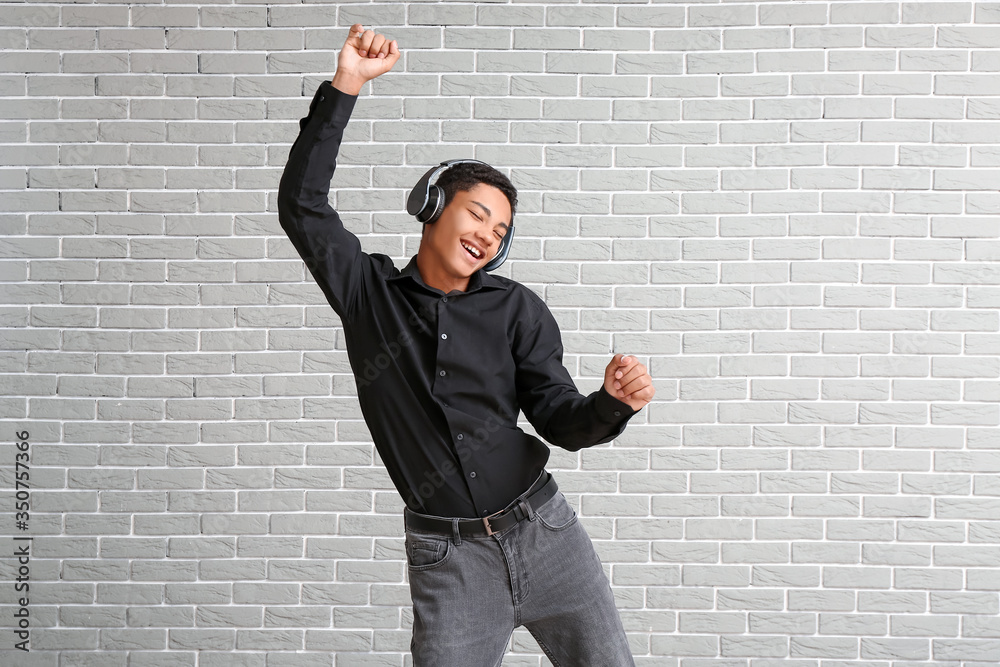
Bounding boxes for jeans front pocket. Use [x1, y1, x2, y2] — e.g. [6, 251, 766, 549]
[535, 492, 578, 532]
[405, 532, 452, 571]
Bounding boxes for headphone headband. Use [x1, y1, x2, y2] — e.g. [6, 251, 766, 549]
[406, 159, 490, 221]
[406, 159, 515, 272]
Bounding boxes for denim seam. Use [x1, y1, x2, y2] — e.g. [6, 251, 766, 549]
[492, 630, 516, 667]
[513, 525, 531, 605]
[495, 535, 521, 626]
[525, 627, 564, 667]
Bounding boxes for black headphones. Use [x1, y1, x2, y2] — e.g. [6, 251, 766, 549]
[406, 159, 515, 272]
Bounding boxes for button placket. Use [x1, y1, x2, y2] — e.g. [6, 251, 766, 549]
[435, 298, 451, 386]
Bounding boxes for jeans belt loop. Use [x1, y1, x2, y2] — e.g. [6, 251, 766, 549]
[451, 518, 461, 546]
[519, 498, 534, 522]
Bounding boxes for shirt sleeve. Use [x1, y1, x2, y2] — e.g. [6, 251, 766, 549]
[512, 293, 637, 452]
[277, 81, 367, 321]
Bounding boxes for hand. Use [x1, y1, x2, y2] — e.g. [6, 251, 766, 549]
[603, 354, 654, 412]
[331, 24, 400, 95]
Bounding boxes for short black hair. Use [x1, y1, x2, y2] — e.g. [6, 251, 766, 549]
[435, 162, 517, 223]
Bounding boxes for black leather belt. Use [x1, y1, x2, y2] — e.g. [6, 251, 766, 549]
[405, 472, 558, 537]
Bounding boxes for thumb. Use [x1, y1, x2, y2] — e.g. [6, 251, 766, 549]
[616, 353, 631, 367]
[606, 353, 628, 380]
[385, 39, 400, 67]
[345, 23, 363, 46]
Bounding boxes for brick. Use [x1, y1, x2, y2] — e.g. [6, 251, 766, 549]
[5, 7, 999, 663]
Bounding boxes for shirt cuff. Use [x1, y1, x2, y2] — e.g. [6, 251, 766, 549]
[595, 385, 636, 424]
[303, 80, 358, 128]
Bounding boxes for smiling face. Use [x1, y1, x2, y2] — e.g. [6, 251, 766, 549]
[416, 182, 512, 293]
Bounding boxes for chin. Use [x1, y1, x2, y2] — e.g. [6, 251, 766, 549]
[452, 254, 481, 275]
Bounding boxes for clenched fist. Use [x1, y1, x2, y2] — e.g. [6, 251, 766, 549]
[331, 24, 400, 95]
[603, 354, 654, 412]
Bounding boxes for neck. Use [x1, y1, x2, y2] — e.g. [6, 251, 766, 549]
[415, 248, 470, 294]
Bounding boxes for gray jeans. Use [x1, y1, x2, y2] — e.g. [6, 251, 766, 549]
[403, 485, 635, 666]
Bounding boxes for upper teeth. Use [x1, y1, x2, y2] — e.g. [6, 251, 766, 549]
[462, 241, 481, 258]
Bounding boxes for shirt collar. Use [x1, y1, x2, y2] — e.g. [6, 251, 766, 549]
[388, 255, 508, 295]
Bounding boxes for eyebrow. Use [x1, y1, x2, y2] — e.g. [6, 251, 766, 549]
[471, 201, 509, 230]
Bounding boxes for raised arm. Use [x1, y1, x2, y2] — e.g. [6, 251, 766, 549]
[276, 25, 400, 319]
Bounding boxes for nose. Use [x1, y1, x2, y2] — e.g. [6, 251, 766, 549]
[475, 228, 495, 253]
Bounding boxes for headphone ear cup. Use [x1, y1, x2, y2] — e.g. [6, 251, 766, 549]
[421, 185, 445, 224]
[483, 225, 514, 272]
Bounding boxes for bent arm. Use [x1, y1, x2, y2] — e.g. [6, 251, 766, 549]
[514, 297, 636, 451]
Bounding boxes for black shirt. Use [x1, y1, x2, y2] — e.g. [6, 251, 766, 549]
[277, 81, 636, 519]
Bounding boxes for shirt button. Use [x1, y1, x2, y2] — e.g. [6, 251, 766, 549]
[470, 471, 477, 478]
[319, 95, 325, 101]
[442, 297, 449, 303]
[439, 370, 446, 377]
[441, 333, 448, 340]
[614, 410, 621, 417]
[457, 434, 463, 440]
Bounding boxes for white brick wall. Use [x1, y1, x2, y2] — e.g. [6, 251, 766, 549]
[3, 1, 1000, 665]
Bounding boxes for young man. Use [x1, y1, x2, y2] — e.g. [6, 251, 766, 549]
[278, 25, 655, 666]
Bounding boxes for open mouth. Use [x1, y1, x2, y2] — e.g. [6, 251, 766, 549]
[461, 240, 483, 261]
